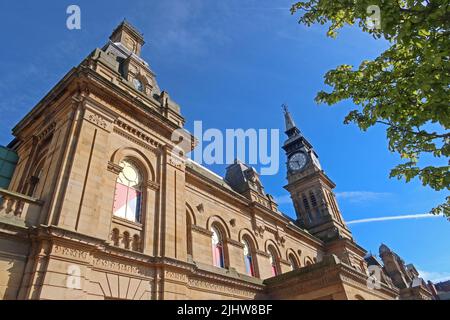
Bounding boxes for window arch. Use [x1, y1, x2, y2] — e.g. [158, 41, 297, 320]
[112, 160, 143, 223]
[268, 246, 280, 277]
[305, 256, 314, 266]
[242, 239, 255, 277]
[288, 254, 299, 271]
[211, 226, 225, 268]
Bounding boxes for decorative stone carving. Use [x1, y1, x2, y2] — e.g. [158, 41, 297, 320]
[92, 257, 153, 277]
[53, 245, 89, 261]
[85, 110, 110, 131]
[196, 203, 204, 214]
[167, 155, 184, 170]
[254, 224, 265, 238]
[275, 231, 286, 247]
[188, 278, 255, 298]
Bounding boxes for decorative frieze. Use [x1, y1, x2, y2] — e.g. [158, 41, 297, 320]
[188, 278, 256, 298]
[164, 270, 188, 282]
[92, 257, 153, 278]
[85, 109, 111, 131]
[52, 245, 90, 262]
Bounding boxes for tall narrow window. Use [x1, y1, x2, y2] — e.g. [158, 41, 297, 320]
[302, 195, 310, 211]
[242, 240, 255, 277]
[310, 191, 318, 207]
[269, 248, 279, 277]
[186, 213, 193, 257]
[289, 254, 299, 271]
[113, 160, 142, 223]
[211, 227, 225, 268]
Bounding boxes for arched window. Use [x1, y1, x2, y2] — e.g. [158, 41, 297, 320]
[289, 254, 299, 271]
[305, 257, 313, 266]
[211, 226, 225, 268]
[269, 247, 280, 277]
[113, 160, 143, 223]
[186, 213, 193, 257]
[242, 240, 255, 277]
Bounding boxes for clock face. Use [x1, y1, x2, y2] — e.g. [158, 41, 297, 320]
[289, 152, 307, 171]
[133, 78, 144, 92]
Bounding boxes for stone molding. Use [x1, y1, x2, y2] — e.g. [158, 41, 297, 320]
[114, 119, 161, 149]
[36, 122, 56, 141]
[107, 161, 123, 174]
[142, 180, 160, 191]
[191, 225, 213, 237]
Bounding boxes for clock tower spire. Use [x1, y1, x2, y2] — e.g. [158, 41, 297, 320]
[282, 105, 352, 242]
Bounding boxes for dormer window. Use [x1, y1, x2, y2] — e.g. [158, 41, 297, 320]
[133, 78, 144, 92]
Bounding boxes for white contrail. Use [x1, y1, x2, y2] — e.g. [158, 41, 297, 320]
[347, 213, 442, 225]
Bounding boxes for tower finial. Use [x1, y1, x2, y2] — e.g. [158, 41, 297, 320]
[282, 103, 297, 133]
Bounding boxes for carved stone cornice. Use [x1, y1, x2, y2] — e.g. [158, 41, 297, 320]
[114, 119, 161, 149]
[36, 122, 56, 141]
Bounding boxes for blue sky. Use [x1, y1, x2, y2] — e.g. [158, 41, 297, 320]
[0, 0, 448, 282]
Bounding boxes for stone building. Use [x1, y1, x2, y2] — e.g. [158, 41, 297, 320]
[0, 22, 428, 300]
[371, 244, 434, 300]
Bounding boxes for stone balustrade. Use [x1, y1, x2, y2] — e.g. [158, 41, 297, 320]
[0, 188, 43, 219]
[110, 216, 143, 252]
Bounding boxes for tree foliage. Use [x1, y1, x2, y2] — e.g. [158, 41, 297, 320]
[291, 0, 450, 218]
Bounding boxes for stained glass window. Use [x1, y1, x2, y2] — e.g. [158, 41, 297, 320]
[113, 160, 142, 223]
[211, 227, 225, 268]
[269, 249, 279, 277]
[243, 240, 255, 277]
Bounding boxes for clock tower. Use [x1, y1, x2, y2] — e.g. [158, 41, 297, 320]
[282, 105, 352, 242]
